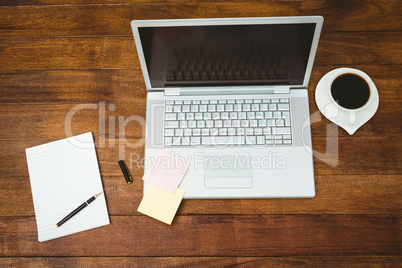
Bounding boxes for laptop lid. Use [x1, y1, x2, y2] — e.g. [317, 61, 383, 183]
[131, 16, 323, 93]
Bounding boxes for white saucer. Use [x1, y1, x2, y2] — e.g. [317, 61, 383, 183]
[315, 68, 379, 135]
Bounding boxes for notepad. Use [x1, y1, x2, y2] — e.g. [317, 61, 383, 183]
[26, 132, 110, 242]
[137, 184, 185, 225]
[142, 150, 190, 195]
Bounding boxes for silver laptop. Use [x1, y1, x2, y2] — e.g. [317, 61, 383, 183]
[131, 16, 323, 198]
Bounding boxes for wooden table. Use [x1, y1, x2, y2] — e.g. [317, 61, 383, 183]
[1, 0, 400, 266]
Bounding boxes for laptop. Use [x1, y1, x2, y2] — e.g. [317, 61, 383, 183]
[131, 16, 323, 198]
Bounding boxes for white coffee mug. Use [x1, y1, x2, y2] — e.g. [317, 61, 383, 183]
[315, 68, 379, 135]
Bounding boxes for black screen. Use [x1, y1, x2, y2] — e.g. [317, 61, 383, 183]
[138, 23, 316, 88]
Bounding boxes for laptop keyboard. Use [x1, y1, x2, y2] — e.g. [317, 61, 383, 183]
[164, 98, 291, 146]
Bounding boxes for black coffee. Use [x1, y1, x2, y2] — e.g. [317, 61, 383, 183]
[331, 74, 370, 109]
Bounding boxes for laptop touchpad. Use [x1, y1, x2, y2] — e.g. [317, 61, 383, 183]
[204, 155, 253, 189]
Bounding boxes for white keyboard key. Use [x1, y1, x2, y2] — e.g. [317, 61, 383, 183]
[227, 100, 235, 104]
[273, 127, 291, 135]
[264, 111, 273, 118]
[274, 111, 282, 118]
[195, 113, 203, 120]
[245, 99, 253, 104]
[165, 129, 174, 136]
[269, 104, 277, 111]
[210, 128, 218, 135]
[200, 105, 207, 112]
[208, 105, 216, 112]
[180, 121, 187, 128]
[173, 137, 181, 146]
[276, 119, 285, 127]
[267, 119, 275, 126]
[257, 136, 265, 144]
[219, 128, 227, 135]
[192, 100, 200, 104]
[283, 134, 291, 139]
[188, 121, 196, 128]
[262, 99, 270, 103]
[250, 120, 258, 127]
[174, 105, 181, 112]
[234, 104, 242, 111]
[165, 113, 177, 120]
[278, 103, 290, 111]
[243, 104, 251, 111]
[258, 119, 267, 127]
[241, 120, 249, 127]
[218, 100, 226, 104]
[256, 112, 264, 119]
[212, 112, 220, 120]
[191, 137, 201, 145]
[191, 105, 199, 112]
[182, 105, 190, 112]
[246, 136, 256, 144]
[182, 137, 190, 145]
[166, 100, 174, 105]
[193, 129, 201, 136]
[223, 120, 231, 127]
[232, 120, 240, 127]
[246, 128, 254, 135]
[210, 100, 218, 104]
[254, 99, 262, 104]
[280, 98, 289, 103]
[206, 120, 214, 128]
[260, 104, 268, 111]
[201, 129, 210, 136]
[221, 112, 229, 120]
[184, 129, 192, 136]
[271, 99, 280, 103]
[204, 113, 212, 120]
[215, 120, 223, 128]
[230, 112, 238, 119]
[165, 137, 172, 145]
[252, 104, 259, 111]
[201, 100, 209, 104]
[165, 121, 179, 128]
[263, 127, 271, 135]
[228, 128, 236, 135]
[175, 129, 184, 136]
[186, 113, 194, 120]
[237, 128, 245, 135]
[225, 104, 233, 111]
[197, 121, 205, 128]
[239, 112, 247, 119]
[275, 140, 283, 144]
[178, 113, 186, 120]
[175, 100, 183, 104]
[247, 112, 255, 119]
[165, 105, 173, 112]
[217, 104, 225, 111]
[283, 111, 291, 126]
[254, 128, 263, 135]
[283, 140, 292, 144]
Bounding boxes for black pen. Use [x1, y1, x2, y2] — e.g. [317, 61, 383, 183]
[56, 193, 102, 228]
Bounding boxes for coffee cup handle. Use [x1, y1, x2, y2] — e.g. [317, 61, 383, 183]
[349, 111, 356, 125]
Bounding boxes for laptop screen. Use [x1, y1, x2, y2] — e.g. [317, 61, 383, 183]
[138, 23, 316, 88]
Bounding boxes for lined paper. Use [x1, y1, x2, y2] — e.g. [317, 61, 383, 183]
[26, 132, 110, 242]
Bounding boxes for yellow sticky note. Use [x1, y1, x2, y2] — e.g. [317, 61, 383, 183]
[137, 184, 185, 225]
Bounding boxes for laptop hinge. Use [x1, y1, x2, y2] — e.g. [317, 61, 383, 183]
[164, 88, 180, 96]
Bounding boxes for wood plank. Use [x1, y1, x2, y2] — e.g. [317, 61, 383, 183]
[0, 33, 401, 71]
[1, 257, 401, 267]
[0, 1, 401, 37]
[0, 65, 399, 103]
[1, 175, 400, 216]
[0, 215, 399, 256]
[0, 99, 399, 141]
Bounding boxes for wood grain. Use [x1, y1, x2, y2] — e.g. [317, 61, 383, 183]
[1, 257, 401, 267]
[0, 1, 401, 37]
[0, 0, 400, 264]
[0, 33, 401, 71]
[0, 215, 399, 256]
[0, 65, 400, 104]
[1, 175, 400, 216]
